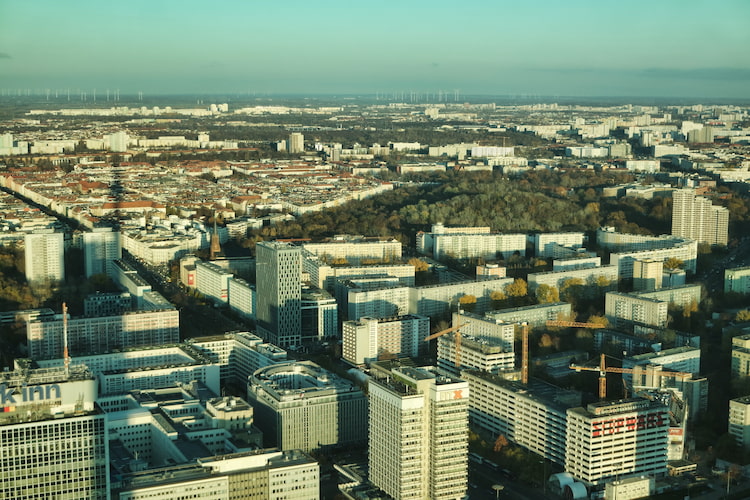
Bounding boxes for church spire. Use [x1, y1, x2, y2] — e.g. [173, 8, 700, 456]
[209, 214, 222, 260]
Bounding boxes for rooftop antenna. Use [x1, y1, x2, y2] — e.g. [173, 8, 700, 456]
[62, 302, 70, 377]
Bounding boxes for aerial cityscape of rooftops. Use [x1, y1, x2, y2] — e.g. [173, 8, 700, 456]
[3, 0, 750, 499]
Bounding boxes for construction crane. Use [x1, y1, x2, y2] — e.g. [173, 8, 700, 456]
[570, 353, 693, 399]
[521, 323, 529, 385]
[424, 322, 468, 367]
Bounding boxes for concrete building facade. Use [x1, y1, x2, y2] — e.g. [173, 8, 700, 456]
[672, 188, 729, 246]
[24, 230, 65, 284]
[256, 241, 302, 348]
[565, 399, 670, 487]
[247, 361, 368, 453]
[368, 364, 469, 500]
[83, 228, 122, 278]
[342, 314, 429, 366]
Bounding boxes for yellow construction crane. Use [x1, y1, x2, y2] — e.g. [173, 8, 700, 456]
[521, 323, 529, 385]
[570, 353, 693, 399]
[424, 322, 468, 367]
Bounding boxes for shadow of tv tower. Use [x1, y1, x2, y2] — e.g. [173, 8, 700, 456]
[108, 152, 125, 231]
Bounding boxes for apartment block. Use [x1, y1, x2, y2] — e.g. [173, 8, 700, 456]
[624, 346, 701, 377]
[527, 265, 618, 296]
[431, 232, 526, 261]
[112, 258, 153, 308]
[27, 308, 180, 360]
[342, 314, 429, 366]
[631, 284, 702, 309]
[228, 276, 255, 319]
[633, 258, 663, 291]
[485, 302, 573, 329]
[553, 256, 601, 271]
[196, 260, 233, 303]
[605, 292, 668, 330]
[417, 223, 491, 255]
[304, 255, 415, 292]
[672, 188, 729, 246]
[725, 266, 750, 294]
[24, 230, 65, 283]
[409, 277, 514, 319]
[461, 372, 580, 466]
[83, 228, 122, 278]
[729, 396, 750, 450]
[565, 399, 670, 487]
[368, 364, 469, 500]
[533, 232, 585, 258]
[731, 334, 750, 377]
[598, 228, 698, 278]
[302, 237, 402, 264]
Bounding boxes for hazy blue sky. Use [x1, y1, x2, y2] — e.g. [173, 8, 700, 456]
[1, 0, 749, 98]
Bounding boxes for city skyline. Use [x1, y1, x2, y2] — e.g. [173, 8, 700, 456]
[1, 0, 749, 99]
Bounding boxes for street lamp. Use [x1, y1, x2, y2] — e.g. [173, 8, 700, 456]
[492, 484, 504, 499]
[539, 459, 546, 495]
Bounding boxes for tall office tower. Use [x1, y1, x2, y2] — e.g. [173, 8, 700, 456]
[671, 189, 729, 246]
[24, 230, 65, 284]
[633, 258, 663, 291]
[0, 366, 109, 499]
[256, 241, 302, 347]
[368, 364, 469, 500]
[288, 132, 304, 154]
[83, 228, 122, 278]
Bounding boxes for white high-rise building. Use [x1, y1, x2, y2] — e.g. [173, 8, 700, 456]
[725, 266, 750, 294]
[342, 314, 429, 366]
[671, 189, 729, 246]
[368, 364, 469, 500]
[729, 396, 750, 450]
[24, 230, 65, 284]
[288, 132, 304, 154]
[107, 130, 130, 152]
[83, 228, 121, 278]
[256, 241, 301, 347]
[565, 399, 670, 487]
[633, 258, 663, 291]
[0, 366, 109, 500]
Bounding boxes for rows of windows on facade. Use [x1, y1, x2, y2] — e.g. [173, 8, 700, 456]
[2, 207, 739, 500]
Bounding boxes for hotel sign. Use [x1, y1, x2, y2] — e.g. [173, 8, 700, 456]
[591, 412, 666, 437]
